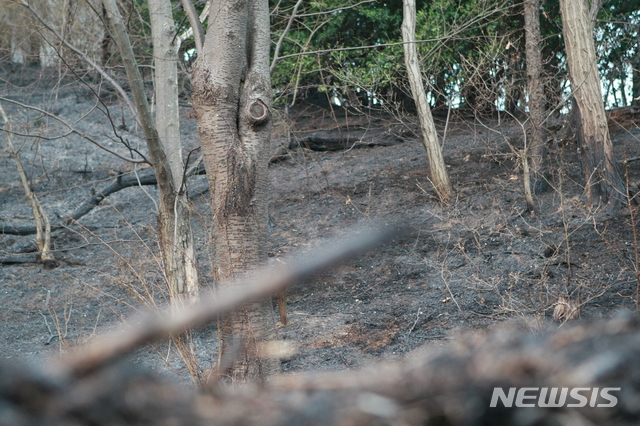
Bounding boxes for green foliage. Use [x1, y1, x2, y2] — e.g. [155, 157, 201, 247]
[413, 0, 514, 110]
[269, 0, 640, 112]
[595, 1, 640, 107]
[270, 0, 405, 105]
[108, 0, 640, 111]
[270, 0, 516, 111]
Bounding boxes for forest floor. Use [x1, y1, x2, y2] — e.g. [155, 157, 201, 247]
[2, 64, 640, 383]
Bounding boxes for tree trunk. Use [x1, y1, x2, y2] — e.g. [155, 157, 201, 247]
[148, 0, 199, 307]
[0, 104, 56, 268]
[524, 0, 548, 208]
[191, 0, 278, 382]
[633, 27, 640, 108]
[100, 4, 111, 66]
[559, 0, 625, 206]
[103, 0, 199, 306]
[11, 25, 28, 64]
[401, 0, 453, 204]
[504, 56, 524, 117]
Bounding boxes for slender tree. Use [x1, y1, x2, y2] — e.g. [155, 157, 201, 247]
[148, 0, 200, 306]
[401, 0, 453, 204]
[0, 104, 55, 268]
[559, 0, 625, 206]
[103, 0, 199, 306]
[191, 0, 278, 381]
[635, 30, 640, 107]
[523, 0, 548, 210]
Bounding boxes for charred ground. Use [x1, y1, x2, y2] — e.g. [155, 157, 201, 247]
[1, 64, 640, 380]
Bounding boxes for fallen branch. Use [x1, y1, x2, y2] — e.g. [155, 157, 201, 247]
[0, 163, 206, 237]
[1, 124, 400, 238]
[270, 127, 404, 162]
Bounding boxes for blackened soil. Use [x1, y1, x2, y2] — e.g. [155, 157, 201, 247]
[1, 65, 640, 381]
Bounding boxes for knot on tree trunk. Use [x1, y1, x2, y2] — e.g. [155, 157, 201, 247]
[247, 99, 270, 129]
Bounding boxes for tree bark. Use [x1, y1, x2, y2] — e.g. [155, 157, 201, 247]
[192, 0, 278, 381]
[148, 0, 199, 306]
[100, 4, 111, 66]
[0, 103, 56, 268]
[150, 0, 181, 187]
[524, 0, 548, 208]
[178, 0, 204, 53]
[103, 0, 199, 306]
[633, 27, 640, 108]
[559, 0, 625, 206]
[401, 0, 453, 205]
[10, 22, 28, 64]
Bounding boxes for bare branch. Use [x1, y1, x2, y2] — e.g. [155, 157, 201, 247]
[177, 0, 210, 50]
[274, 4, 510, 62]
[271, 0, 304, 73]
[0, 163, 206, 238]
[179, 0, 204, 53]
[18, 0, 139, 125]
[0, 96, 149, 164]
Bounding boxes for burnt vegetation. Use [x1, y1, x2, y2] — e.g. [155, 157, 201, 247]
[2, 0, 640, 423]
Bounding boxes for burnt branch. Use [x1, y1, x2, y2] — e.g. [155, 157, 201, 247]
[0, 164, 206, 238]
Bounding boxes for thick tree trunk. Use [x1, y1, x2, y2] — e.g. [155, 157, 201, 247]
[401, 0, 453, 204]
[191, 0, 278, 381]
[559, 0, 625, 206]
[103, 0, 199, 306]
[524, 0, 548, 208]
